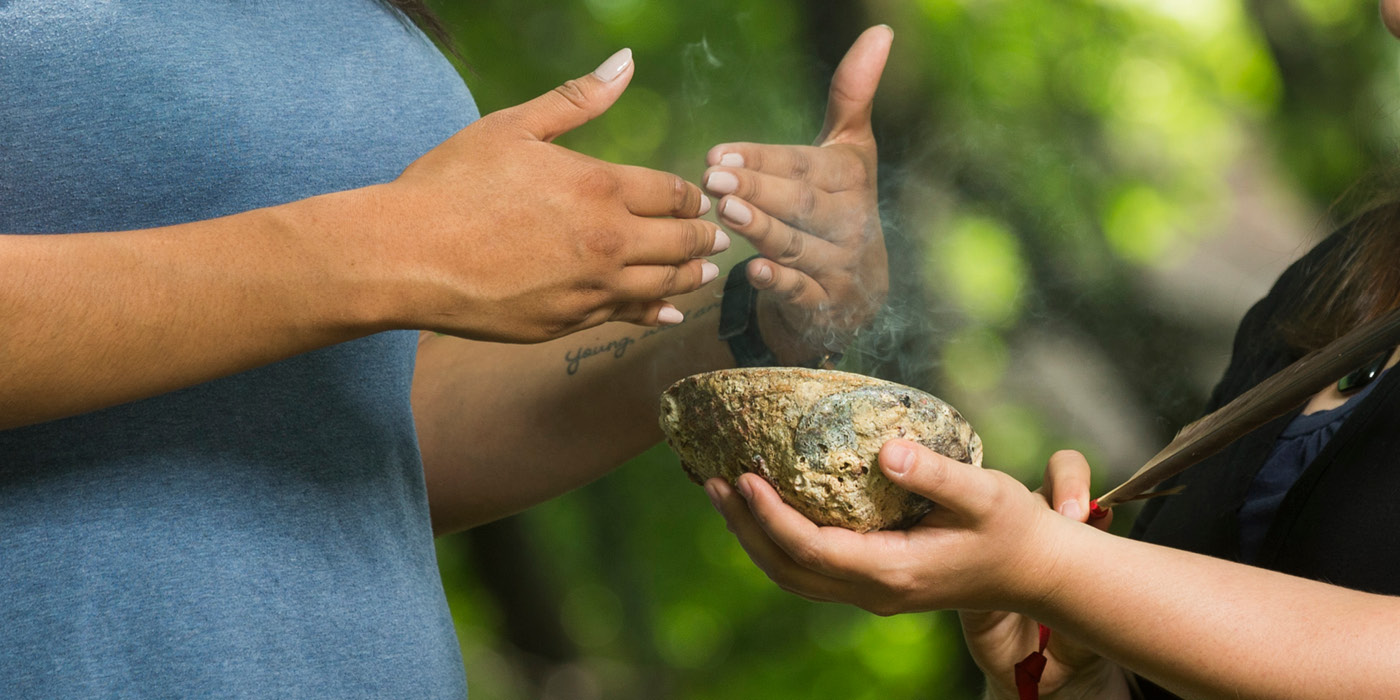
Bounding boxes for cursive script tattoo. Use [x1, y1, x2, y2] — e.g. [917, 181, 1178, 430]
[564, 336, 636, 376]
[562, 301, 721, 375]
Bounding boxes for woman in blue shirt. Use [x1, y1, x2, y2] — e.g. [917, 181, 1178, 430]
[0, 2, 894, 695]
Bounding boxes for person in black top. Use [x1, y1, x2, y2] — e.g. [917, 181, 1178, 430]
[707, 3, 1400, 697]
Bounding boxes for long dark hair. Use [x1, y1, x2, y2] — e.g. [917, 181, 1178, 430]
[1283, 196, 1400, 352]
[382, 0, 457, 55]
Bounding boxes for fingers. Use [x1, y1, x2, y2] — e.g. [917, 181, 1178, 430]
[816, 25, 893, 145]
[744, 257, 829, 310]
[878, 439, 1000, 517]
[718, 194, 839, 264]
[705, 144, 868, 193]
[624, 216, 728, 265]
[566, 260, 715, 329]
[503, 48, 635, 143]
[614, 165, 712, 219]
[706, 478, 848, 602]
[704, 164, 852, 233]
[612, 258, 720, 302]
[732, 473, 883, 581]
[600, 301, 685, 328]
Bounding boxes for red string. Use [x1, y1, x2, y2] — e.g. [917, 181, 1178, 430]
[1013, 624, 1051, 700]
[1015, 503, 1110, 698]
[1089, 499, 1110, 520]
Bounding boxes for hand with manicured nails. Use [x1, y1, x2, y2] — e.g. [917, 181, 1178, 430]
[382, 48, 725, 343]
[706, 444, 1128, 699]
[702, 26, 892, 364]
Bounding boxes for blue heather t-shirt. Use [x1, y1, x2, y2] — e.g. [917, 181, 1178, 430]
[0, 2, 478, 696]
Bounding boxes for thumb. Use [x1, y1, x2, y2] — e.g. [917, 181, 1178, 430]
[817, 25, 893, 145]
[505, 48, 635, 143]
[879, 438, 993, 516]
[1044, 450, 1093, 523]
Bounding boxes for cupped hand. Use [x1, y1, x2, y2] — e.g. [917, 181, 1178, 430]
[703, 26, 892, 365]
[383, 49, 726, 343]
[707, 442, 1128, 698]
[707, 439, 1071, 615]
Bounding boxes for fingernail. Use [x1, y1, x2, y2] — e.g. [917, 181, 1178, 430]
[657, 306, 684, 325]
[884, 444, 915, 476]
[705, 171, 739, 195]
[1058, 501, 1084, 521]
[593, 48, 633, 82]
[721, 198, 752, 226]
[698, 195, 712, 216]
[701, 262, 719, 284]
[737, 477, 754, 500]
[752, 262, 773, 284]
[705, 483, 722, 511]
[712, 230, 731, 254]
[719, 153, 745, 167]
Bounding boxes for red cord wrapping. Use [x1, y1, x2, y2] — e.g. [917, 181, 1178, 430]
[1089, 499, 1110, 520]
[1015, 504, 1110, 698]
[1013, 624, 1051, 699]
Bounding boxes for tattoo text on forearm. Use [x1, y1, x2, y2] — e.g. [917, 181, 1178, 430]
[563, 301, 720, 376]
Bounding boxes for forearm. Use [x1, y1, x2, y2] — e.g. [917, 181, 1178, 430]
[0, 187, 395, 429]
[1034, 522, 1400, 699]
[413, 24, 896, 533]
[414, 284, 734, 534]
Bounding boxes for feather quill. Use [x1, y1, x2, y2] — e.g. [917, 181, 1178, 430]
[1094, 305, 1400, 510]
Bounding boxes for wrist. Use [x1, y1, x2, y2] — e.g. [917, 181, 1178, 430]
[265, 183, 409, 335]
[754, 292, 841, 368]
[720, 256, 847, 369]
[1006, 508, 1093, 616]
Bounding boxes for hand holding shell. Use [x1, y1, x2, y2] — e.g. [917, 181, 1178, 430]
[660, 368, 982, 532]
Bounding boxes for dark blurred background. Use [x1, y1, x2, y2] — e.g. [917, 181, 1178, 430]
[424, 1, 1400, 697]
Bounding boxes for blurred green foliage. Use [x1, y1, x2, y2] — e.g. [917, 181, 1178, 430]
[427, 1, 1400, 697]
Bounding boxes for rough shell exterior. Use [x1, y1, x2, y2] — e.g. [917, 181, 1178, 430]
[659, 368, 983, 532]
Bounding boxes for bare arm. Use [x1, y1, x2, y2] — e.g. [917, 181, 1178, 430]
[1044, 514, 1400, 699]
[413, 26, 895, 535]
[0, 193, 379, 429]
[0, 51, 717, 430]
[712, 444, 1400, 699]
[413, 284, 733, 533]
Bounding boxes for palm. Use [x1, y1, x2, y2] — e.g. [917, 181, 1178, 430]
[748, 26, 891, 361]
[961, 609, 1124, 699]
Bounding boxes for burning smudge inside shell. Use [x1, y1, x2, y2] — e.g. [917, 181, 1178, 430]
[659, 368, 983, 532]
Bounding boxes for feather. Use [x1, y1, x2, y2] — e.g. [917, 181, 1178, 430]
[1094, 305, 1400, 510]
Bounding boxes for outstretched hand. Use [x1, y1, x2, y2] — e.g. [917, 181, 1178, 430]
[707, 439, 1067, 614]
[707, 444, 1128, 698]
[703, 26, 892, 365]
[385, 49, 726, 343]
